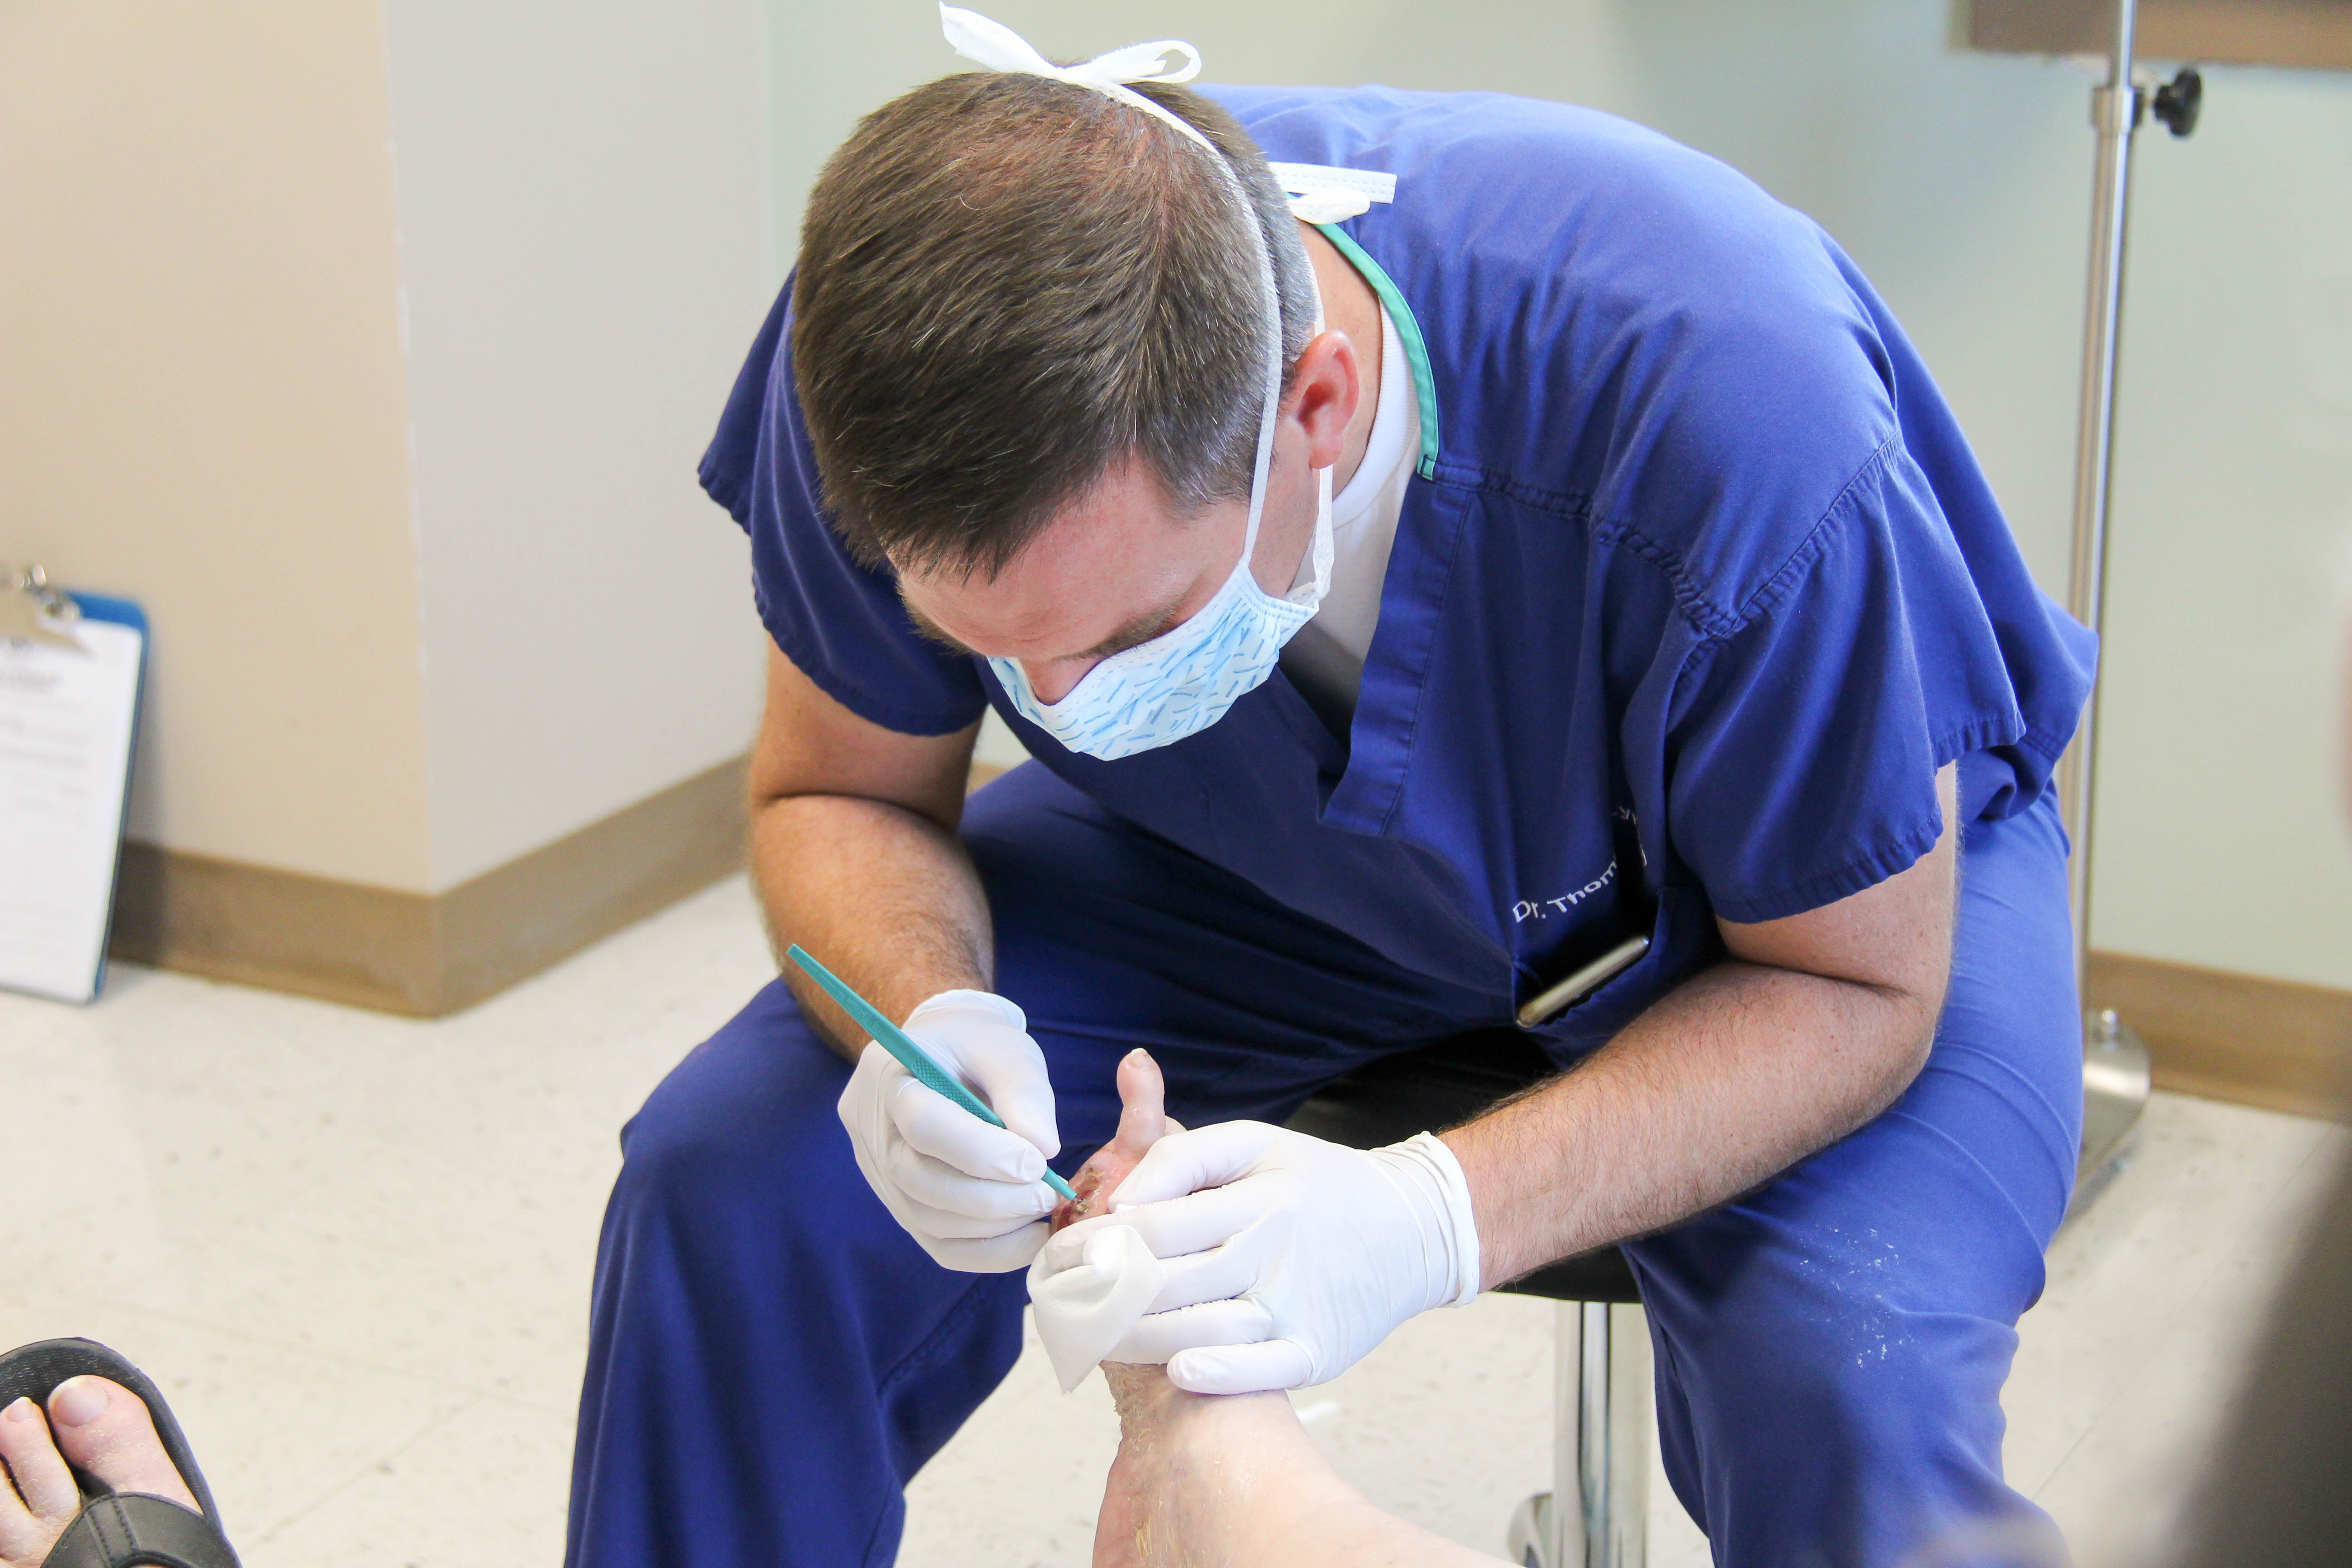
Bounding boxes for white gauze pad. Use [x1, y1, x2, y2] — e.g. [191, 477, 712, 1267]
[1026, 1223, 1166, 1392]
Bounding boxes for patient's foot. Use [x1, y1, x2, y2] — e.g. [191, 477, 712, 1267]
[1093, 1363, 1508, 1567]
[0, 1377, 203, 1568]
[1054, 1049, 1173, 1231]
[1092, 1363, 1351, 1568]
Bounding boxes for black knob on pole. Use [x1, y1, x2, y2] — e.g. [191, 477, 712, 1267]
[2153, 66, 2203, 137]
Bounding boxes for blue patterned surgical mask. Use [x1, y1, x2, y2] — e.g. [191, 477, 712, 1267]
[990, 459, 1334, 761]
[941, 5, 1335, 761]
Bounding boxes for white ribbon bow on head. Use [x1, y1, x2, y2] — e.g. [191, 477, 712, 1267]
[940, 5, 1215, 152]
[939, 7, 1389, 228]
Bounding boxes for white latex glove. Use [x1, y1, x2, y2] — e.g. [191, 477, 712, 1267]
[1033, 1121, 1481, 1394]
[836, 989, 1062, 1272]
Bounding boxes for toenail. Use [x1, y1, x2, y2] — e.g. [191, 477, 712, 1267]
[2, 1397, 35, 1423]
[50, 1379, 111, 1428]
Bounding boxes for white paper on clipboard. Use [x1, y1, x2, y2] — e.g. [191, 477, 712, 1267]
[0, 613, 143, 1003]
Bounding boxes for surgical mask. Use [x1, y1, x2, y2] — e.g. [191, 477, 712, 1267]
[942, 6, 1335, 762]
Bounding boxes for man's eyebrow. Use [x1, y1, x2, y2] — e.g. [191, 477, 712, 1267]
[897, 591, 1188, 665]
[1072, 600, 1185, 662]
[899, 595, 980, 657]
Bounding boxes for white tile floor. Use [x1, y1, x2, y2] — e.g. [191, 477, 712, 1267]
[1, 875, 2341, 1567]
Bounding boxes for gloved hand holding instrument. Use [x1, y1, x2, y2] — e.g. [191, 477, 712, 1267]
[796, 945, 1073, 1273]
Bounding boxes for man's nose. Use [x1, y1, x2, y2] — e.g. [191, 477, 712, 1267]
[1023, 658, 1096, 706]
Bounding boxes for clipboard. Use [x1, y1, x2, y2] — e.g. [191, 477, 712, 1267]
[0, 566, 147, 1004]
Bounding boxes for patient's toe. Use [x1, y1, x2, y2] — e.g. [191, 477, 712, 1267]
[1055, 1049, 1173, 1230]
[1108, 1049, 1167, 1161]
[47, 1378, 200, 1514]
[0, 1396, 78, 1522]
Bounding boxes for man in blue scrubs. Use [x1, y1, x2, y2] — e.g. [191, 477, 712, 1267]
[567, 22, 2095, 1568]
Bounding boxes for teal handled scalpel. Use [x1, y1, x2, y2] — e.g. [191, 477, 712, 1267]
[786, 943, 1078, 1203]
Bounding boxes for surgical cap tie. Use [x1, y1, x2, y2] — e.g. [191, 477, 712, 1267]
[939, 7, 1210, 147]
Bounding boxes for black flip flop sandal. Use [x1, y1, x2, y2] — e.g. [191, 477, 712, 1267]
[0, 1339, 239, 1568]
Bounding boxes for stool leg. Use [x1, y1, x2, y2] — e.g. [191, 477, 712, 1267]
[1505, 1301, 1578, 1567]
[1584, 1302, 1651, 1568]
[1506, 1300, 1652, 1568]
[1552, 1298, 1590, 1568]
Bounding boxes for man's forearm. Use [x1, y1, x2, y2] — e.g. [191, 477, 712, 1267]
[751, 792, 994, 1060]
[1443, 959, 1938, 1288]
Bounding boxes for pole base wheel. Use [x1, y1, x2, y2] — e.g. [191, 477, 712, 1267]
[1506, 1492, 1558, 1568]
[2071, 1007, 2153, 1218]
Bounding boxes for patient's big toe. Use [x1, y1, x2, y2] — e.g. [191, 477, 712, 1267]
[47, 1378, 200, 1515]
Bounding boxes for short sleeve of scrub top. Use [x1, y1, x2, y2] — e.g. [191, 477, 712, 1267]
[698, 281, 990, 739]
[1646, 436, 2030, 927]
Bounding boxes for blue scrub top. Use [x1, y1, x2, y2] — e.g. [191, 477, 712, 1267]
[700, 86, 2096, 1049]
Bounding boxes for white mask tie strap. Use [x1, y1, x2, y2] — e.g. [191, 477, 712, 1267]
[941, 6, 1211, 150]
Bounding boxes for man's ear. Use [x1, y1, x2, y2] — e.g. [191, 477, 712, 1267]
[1291, 329, 1362, 471]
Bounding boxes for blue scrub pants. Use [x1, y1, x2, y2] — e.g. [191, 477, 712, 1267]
[565, 764, 2082, 1568]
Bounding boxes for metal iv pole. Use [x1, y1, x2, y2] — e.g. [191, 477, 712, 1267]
[2063, 0, 2202, 1190]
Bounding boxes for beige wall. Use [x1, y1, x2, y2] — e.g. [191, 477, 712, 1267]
[383, 0, 772, 890]
[2, 1, 773, 900]
[0, 1, 432, 890]
[2093, 64, 2352, 987]
[771, 0, 2352, 990]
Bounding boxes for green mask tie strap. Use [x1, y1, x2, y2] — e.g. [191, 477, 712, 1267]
[1313, 222, 1442, 480]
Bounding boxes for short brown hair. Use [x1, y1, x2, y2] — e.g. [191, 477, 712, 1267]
[792, 72, 1316, 578]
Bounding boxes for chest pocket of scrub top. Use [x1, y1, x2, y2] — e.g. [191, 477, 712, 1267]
[1511, 798, 1650, 990]
[1519, 883, 1721, 1054]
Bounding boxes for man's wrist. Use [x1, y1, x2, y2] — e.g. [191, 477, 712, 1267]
[1377, 1132, 1482, 1310]
[906, 987, 1027, 1032]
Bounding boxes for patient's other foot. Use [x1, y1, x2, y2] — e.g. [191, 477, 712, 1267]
[0, 1377, 202, 1568]
[1055, 1049, 1171, 1230]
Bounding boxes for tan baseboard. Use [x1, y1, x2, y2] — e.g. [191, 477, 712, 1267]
[109, 756, 749, 1017]
[2088, 950, 2352, 1122]
[1967, 0, 2352, 71]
